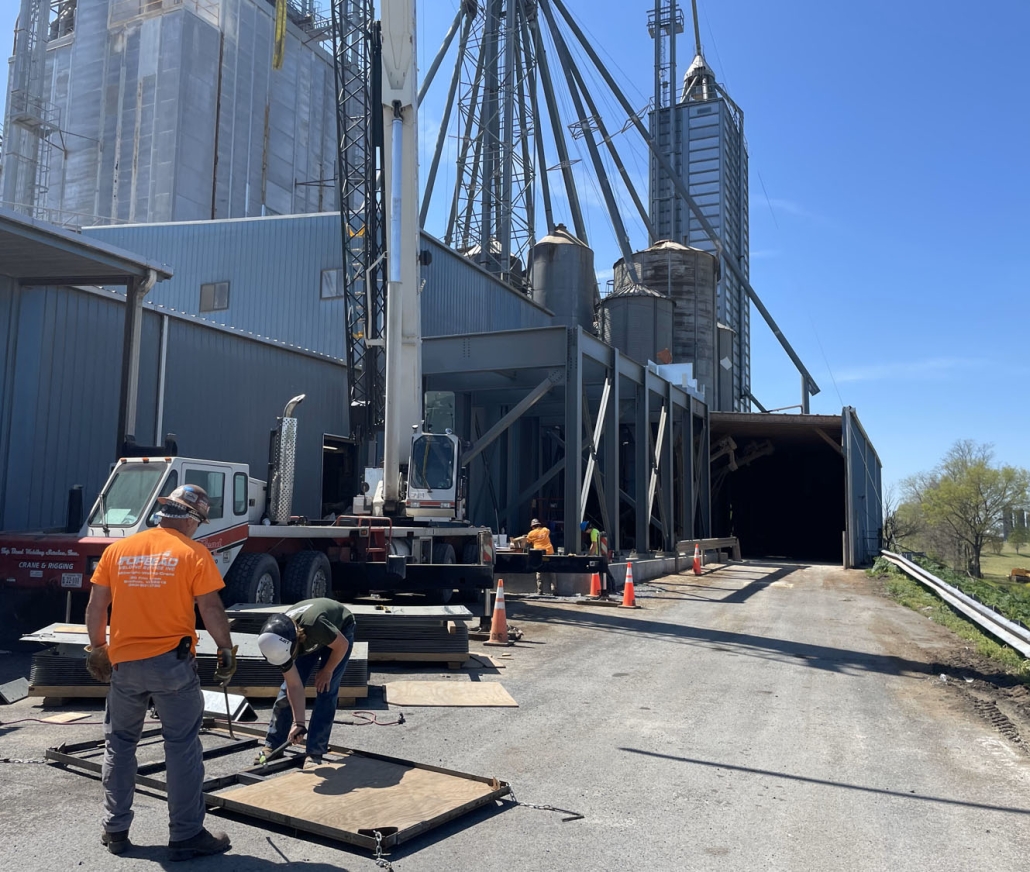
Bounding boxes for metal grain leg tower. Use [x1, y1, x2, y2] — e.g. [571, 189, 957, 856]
[419, 0, 821, 414]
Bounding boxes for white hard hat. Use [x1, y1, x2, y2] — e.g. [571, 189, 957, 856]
[257, 614, 298, 667]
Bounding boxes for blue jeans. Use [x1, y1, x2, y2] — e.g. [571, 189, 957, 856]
[102, 650, 206, 841]
[265, 623, 355, 759]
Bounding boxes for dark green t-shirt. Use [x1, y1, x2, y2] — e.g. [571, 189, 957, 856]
[283, 598, 354, 660]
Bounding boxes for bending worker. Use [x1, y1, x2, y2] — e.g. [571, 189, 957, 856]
[84, 484, 236, 861]
[582, 519, 601, 556]
[256, 597, 356, 767]
[525, 518, 556, 596]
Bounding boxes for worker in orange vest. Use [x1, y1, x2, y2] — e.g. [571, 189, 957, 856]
[525, 518, 556, 596]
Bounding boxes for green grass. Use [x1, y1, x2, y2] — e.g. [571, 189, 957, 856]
[981, 547, 1030, 583]
[868, 557, 1030, 679]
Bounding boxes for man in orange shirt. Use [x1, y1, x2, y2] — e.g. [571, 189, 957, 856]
[84, 484, 236, 861]
[525, 518, 556, 596]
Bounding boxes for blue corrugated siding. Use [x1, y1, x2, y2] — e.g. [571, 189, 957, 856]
[84, 214, 348, 359]
[1, 283, 348, 531]
[84, 216, 553, 355]
[1, 285, 125, 531]
[420, 235, 553, 336]
[156, 315, 348, 519]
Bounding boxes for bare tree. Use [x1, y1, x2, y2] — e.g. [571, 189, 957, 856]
[882, 484, 921, 551]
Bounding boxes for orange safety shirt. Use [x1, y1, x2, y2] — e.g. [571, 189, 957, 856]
[525, 526, 554, 555]
[90, 526, 225, 665]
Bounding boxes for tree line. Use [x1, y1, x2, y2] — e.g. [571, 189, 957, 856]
[884, 440, 1029, 578]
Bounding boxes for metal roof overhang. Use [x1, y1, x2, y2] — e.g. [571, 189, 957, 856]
[0, 207, 173, 285]
[710, 412, 843, 447]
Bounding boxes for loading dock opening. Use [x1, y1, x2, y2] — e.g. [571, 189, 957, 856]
[710, 410, 882, 567]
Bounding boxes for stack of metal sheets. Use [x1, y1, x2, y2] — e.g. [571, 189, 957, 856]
[227, 603, 473, 664]
[21, 624, 368, 700]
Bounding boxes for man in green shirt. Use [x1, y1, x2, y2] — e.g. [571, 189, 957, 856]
[582, 520, 601, 555]
[256, 598, 356, 767]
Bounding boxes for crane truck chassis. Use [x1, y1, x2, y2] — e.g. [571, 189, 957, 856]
[0, 452, 495, 627]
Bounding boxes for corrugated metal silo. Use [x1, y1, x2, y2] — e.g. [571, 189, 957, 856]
[529, 224, 597, 332]
[613, 241, 718, 402]
[599, 283, 675, 366]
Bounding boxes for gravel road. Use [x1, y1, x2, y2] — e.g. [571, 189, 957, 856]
[1, 561, 1028, 871]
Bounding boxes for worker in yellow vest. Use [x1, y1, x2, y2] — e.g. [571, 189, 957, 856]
[582, 520, 601, 556]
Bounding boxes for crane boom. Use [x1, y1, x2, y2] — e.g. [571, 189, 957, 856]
[380, 0, 423, 505]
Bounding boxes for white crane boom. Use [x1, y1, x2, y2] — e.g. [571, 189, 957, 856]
[380, 0, 423, 505]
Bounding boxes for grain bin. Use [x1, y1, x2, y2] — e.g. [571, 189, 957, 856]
[613, 241, 718, 402]
[599, 283, 675, 367]
[529, 224, 598, 332]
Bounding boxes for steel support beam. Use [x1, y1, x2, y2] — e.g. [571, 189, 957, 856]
[116, 270, 156, 452]
[634, 383, 649, 551]
[647, 395, 669, 544]
[564, 330, 583, 553]
[604, 353, 621, 552]
[463, 371, 562, 467]
[661, 383, 675, 549]
[580, 376, 612, 532]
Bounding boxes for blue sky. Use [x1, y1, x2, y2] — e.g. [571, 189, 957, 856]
[2, 0, 1027, 492]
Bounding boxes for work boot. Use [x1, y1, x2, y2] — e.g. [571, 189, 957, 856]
[168, 828, 230, 862]
[303, 755, 323, 770]
[101, 830, 130, 855]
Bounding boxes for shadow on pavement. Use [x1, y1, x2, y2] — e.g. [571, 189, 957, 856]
[619, 747, 1030, 817]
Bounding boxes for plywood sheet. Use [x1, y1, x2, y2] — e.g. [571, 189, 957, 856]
[216, 754, 497, 834]
[383, 680, 517, 707]
[41, 711, 91, 723]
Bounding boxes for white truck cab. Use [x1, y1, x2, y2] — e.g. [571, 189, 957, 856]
[86, 456, 266, 548]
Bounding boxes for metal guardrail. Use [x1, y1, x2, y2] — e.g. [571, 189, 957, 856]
[677, 538, 742, 561]
[880, 550, 1030, 659]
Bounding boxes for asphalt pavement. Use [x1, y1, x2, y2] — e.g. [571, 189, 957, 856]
[2, 562, 1029, 871]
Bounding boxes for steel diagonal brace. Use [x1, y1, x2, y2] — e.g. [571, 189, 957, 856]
[579, 377, 612, 527]
[647, 401, 669, 535]
[463, 369, 565, 468]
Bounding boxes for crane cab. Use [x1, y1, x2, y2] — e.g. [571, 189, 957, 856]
[404, 428, 461, 521]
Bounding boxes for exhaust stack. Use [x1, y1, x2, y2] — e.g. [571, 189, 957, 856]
[267, 394, 306, 523]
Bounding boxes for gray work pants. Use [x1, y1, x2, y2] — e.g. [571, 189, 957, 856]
[536, 571, 555, 595]
[102, 650, 206, 841]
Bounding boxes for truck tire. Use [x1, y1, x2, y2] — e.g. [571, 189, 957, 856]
[430, 543, 456, 604]
[224, 553, 280, 606]
[283, 551, 331, 603]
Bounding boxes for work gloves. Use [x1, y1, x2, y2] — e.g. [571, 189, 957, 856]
[215, 646, 238, 686]
[85, 645, 113, 683]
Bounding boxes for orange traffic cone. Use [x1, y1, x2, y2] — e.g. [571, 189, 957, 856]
[484, 579, 512, 646]
[589, 572, 601, 597]
[692, 542, 702, 576]
[620, 561, 640, 608]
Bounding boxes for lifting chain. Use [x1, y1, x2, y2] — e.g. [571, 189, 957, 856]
[372, 830, 394, 870]
[507, 784, 585, 822]
[0, 757, 49, 765]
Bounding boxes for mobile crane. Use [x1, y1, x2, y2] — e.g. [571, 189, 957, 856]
[0, 0, 495, 624]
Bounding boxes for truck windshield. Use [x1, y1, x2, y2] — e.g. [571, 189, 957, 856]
[409, 435, 455, 491]
[88, 463, 169, 528]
